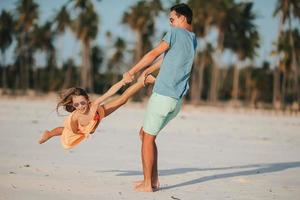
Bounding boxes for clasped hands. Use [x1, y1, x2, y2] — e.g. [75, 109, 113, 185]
[122, 70, 150, 86]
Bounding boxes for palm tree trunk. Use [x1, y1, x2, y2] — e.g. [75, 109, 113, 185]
[136, 31, 143, 62]
[132, 31, 144, 101]
[33, 67, 39, 93]
[190, 53, 200, 103]
[48, 49, 57, 91]
[1, 53, 7, 94]
[245, 66, 252, 105]
[198, 53, 206, 102]
[273, 67, 281, 109]
[80, 40, 87, 89]
[232, 60, 240, 101]
[281, 69, 286, 108]
[273, 12, 284, 109]
[288, 18, 300, 107]
[209, 62, 219, 103]
[20, 32, 29, 94]
[62, 65, 72, 89]
[209, 29, 224, 104]
[81, 40, 93, 92]
[112, 65, 119, 84]
[24, 33, 30, 93]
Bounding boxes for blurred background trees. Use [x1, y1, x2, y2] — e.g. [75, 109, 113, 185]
[0, 0, 299, 110]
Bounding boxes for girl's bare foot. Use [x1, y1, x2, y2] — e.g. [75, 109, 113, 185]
[39, 130, 51, 144]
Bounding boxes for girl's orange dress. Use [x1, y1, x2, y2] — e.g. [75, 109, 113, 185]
[61, 106, 105, 149]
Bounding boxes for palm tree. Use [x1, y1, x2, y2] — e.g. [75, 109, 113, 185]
[209, 0, 236, 104]
[274, 0, 300, 108]
[108, 37, 126, 84]
[122, 0, 162, 100]
[122, 0, 162, 62]
[14, 0, 39, 93]
[71, 0, 99, 92]
[188, 0, 214, 103]
[90, 45, 103, 93]
[225, 2, 260, 102]
[62, 58, 77, 89]
[277, 29, 300, 106]
[53, 5, 72, 90]
[191, 43, 214, 103]
[91, 45, 103, 76]
[31, 21, 57, 91]
[54, 0, 99, 92]
[0, 10, 14, 94]
[54, 5, 71, 34]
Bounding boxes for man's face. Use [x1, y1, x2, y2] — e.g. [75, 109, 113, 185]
[169, 10, 183, 27]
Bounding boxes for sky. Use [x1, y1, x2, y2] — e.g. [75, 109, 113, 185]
[0, 0, 299, 69]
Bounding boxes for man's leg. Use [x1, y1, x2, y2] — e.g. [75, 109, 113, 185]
[135, 131, 156, 192]
[152, 140, 159, 188]
[135, 128, 159, 189]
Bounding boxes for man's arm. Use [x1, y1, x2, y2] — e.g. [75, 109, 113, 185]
[126, 41, 169, 76]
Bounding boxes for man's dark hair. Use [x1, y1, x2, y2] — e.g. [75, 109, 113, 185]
[170, 3, 193, 25]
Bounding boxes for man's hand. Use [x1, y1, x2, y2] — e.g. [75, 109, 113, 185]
[122, 72, 135, 85]
[137, 70, 150, 86]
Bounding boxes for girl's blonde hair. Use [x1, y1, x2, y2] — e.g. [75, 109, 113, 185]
[56, 87, 89, 113]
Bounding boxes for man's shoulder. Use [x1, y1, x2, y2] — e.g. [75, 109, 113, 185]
[171, 27, 183, 33]
[171, 27, 195, 37]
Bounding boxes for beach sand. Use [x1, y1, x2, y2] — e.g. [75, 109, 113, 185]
[0, 98, 300, 200]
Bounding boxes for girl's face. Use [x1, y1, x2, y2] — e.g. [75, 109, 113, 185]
[72, 95, 89, 113]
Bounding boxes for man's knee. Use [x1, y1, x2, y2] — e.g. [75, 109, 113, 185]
[143, 130, 156, 143]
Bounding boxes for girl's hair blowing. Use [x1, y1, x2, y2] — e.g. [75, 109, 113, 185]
[56, 87, 89, 113]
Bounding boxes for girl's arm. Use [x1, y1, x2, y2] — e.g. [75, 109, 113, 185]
[70, 114, 79, 133]
[137, 58, 163, 85]
[93, 80, 125, 106]
[143, 57, 163, 75]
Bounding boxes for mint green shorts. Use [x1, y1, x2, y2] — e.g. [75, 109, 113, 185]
[143, 92, 182, 136]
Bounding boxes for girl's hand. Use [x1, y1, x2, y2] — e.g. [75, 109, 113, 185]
[122, 72, 134, 85]
[137, 71, 149, 86]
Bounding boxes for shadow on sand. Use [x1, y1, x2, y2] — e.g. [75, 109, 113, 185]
[97, 161, 300, 190]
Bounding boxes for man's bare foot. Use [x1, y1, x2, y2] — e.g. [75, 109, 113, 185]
[134, 181, 153, 192]
[133, 178, 160, 190]
[39, 130, 51, 144]
[152, 178, 160, 190]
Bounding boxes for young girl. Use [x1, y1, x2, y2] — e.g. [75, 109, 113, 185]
[38, 74, 155, 149]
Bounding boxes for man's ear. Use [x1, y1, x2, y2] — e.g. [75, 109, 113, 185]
[180, 15, 186, 23]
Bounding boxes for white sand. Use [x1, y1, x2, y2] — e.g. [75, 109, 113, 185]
[0, 98, 300, 200]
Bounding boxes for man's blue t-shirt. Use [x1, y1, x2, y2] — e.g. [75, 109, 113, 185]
[153, 27, 197, 99]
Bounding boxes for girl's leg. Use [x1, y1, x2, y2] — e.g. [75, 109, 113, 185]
[39, 127, 63, 144]
[103, 75, 155, 117]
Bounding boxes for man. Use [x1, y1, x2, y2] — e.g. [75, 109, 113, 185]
[124, 3, 197, 192]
